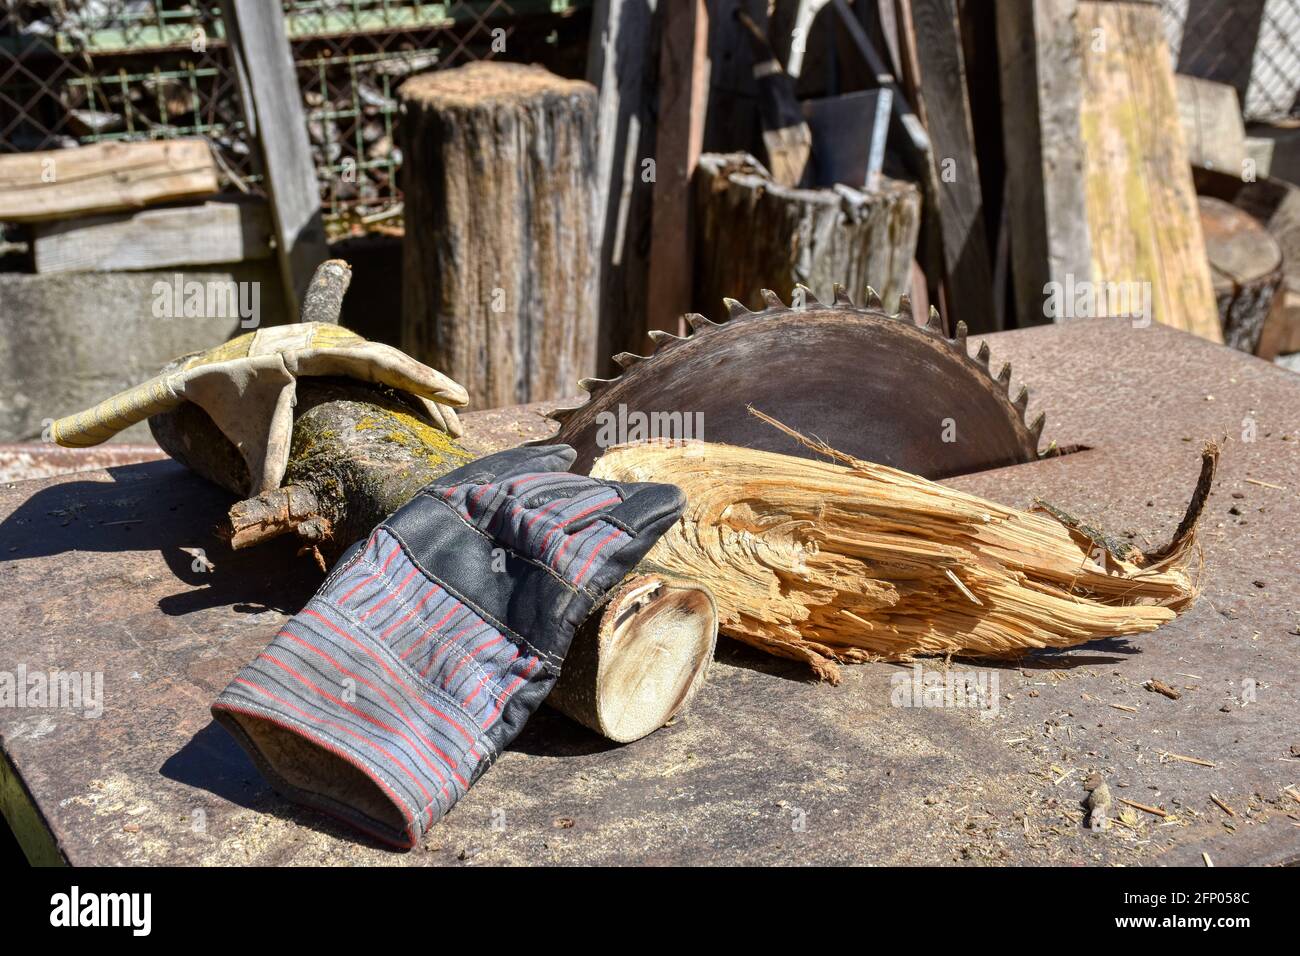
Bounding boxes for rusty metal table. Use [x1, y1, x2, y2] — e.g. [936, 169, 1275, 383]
[1, 318, 1297, 865]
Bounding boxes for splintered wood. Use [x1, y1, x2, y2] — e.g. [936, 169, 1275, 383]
[591, 414, 1213, 682]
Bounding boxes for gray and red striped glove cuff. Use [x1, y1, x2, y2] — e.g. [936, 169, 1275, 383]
[212, 445, 684, 848]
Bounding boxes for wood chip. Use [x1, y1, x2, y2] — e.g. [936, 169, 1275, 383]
[1110, 703, 1139, 713]
[1160, 751, 1216, 768]
[1119, 797, 1170, 818]
[1209, 793, 1236, 817]
[1144, 678, 1182, 700]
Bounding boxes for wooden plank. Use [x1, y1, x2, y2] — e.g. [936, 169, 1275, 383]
[218, 0, 328, 317]
[908, 0, 996, 332]
[996, 0, 1093, 326]
[1175, 74, 1247, 175]
[1077, 1, 1221, 341]
[31, 199, 273, 274]
[587, 0, 662, 365]
[0, 140, 218, 223]
[645, 0, 709, 337]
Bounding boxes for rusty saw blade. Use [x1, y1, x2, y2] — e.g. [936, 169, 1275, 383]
[541, 286, 1044, 478]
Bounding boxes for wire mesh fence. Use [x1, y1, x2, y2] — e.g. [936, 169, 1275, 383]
[1, 1, 590, 233]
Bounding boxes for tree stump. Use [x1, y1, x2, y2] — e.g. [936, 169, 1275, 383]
[693, 152, 920, 322]
[1199, 196, 1284, 353]
[399, 62, 599, 409]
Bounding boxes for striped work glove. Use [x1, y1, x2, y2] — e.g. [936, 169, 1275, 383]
[212, 445, 685, 848]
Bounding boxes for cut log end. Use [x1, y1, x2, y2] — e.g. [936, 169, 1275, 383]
[548, 574, 718, 743]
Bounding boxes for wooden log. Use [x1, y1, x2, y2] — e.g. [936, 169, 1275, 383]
[548, 573, 717, 742]
[399, 62, 599, 409]
[1199, 196, 1283, 353]
[0, 140, 218, 223]
[1175, 75, 1248, 175]
[591, 413, 1214, 683]
[31, 199, 272, 274]
[1076, 1, 1221, 341]
[693, 151, 920, 319]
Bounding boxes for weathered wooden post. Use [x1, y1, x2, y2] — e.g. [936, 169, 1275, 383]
[399, 62, 599, 409]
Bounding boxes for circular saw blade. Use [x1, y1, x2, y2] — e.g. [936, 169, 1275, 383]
[541, 286, 1044, 478]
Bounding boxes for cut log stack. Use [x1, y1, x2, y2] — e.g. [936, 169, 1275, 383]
[398, 62, 600, 410]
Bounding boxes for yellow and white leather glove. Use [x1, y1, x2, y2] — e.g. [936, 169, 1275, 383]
[50, 323, 468, 495]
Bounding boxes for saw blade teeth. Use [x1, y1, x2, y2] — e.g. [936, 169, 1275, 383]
[760, 289, 785, 309]
[1029, 412, 1046, 444]
[864, 286, 883, 309]
[648, 329, 683, 348]
[684, 312, 719, 333]
[897, 293, 913, 321]
[612, 351, 645, 369]
[976, 341, 991, 367]
[832, 283, 854, 307]
[996, 362, 1012, 392]
[1014, 385, 1029, 414]
[793, 284, 820, 308]
[926, 305, 943, 332]
[723, 297, 751, 319]
[547, 405, 580, 425]
[953, 320, 968, 348]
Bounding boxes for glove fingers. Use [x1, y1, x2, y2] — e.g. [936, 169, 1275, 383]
[352, 344, 470, 408]
[599, 480, 686, 538]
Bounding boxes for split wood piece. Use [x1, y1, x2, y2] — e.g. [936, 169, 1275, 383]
[399, 62, 599, 407]
[693, 152, 920, 319]
[31, 199, 272, 274]
[1076, 1, 1221, 341]
[0, 140, 218, 223]
[549, 573, 718, 743]
[591, 412, 1214, 683]
[1198, 196, 1283, 353]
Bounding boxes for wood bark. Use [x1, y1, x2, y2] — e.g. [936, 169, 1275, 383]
[399, 62, 599, 409]
[591, 413, 1213, 683]
[693, 152, 920, 319]
[1199, 196, 1283, 353]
